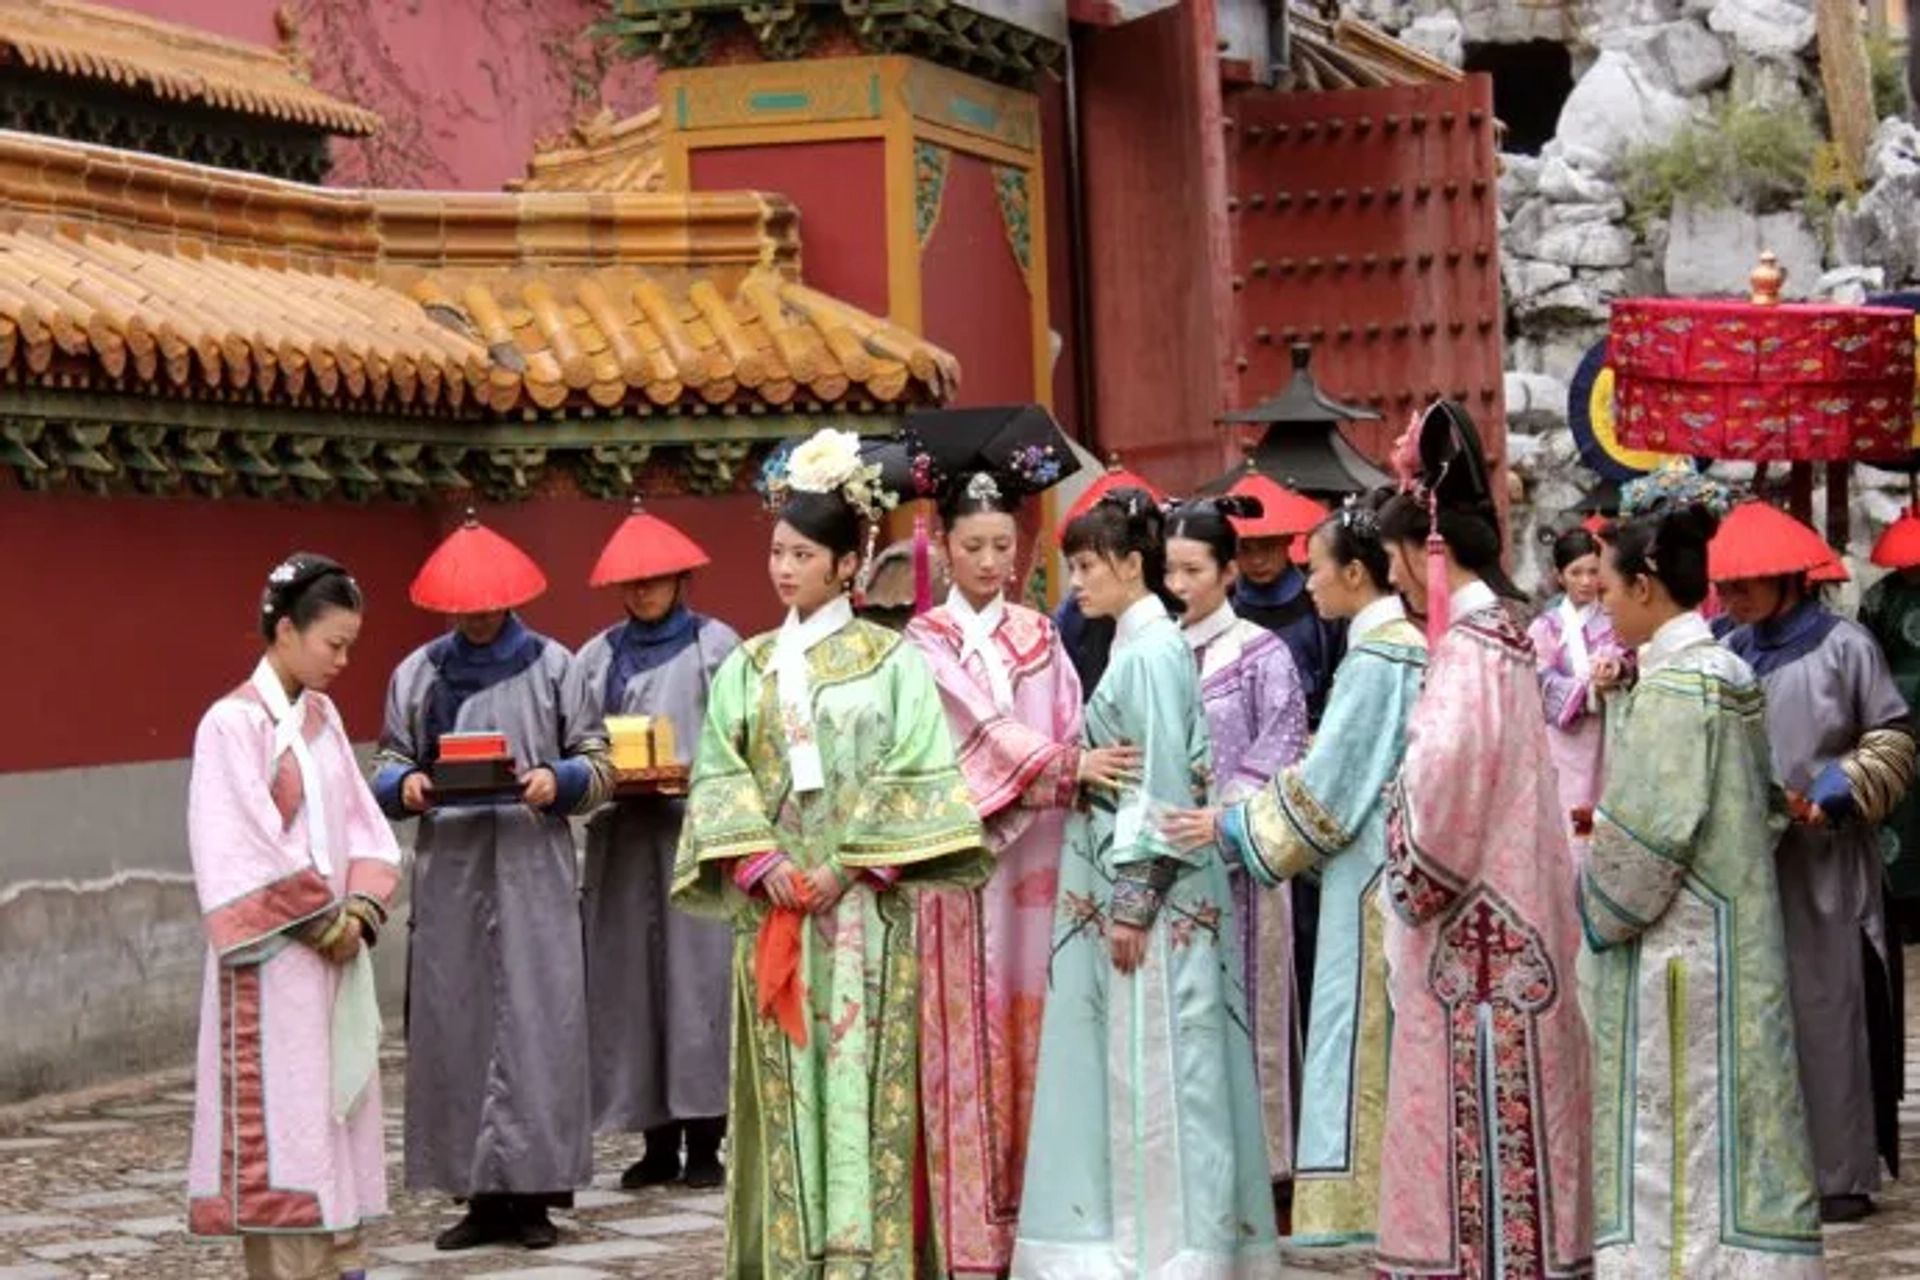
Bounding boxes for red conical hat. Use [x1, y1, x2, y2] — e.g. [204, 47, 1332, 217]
[1057, 460, 1166, 545]
[409, 514, 548, 613]
[1225, 470, 1329, 539]
[1808, 556, 1850, 584]
[1707, 502, 1834, 583]
[1872, 507, 1920, 569]
[589, 502, 711, 587]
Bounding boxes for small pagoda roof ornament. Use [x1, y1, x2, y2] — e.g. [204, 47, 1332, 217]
[1213, 342, 1390, 498]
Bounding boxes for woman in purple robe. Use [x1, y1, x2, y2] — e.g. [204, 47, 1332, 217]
[1528, 528, 1626, 846]
[1165, 494, 1310, 1197]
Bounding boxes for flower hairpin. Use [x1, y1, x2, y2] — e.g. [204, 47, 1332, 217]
[268, 560, 299, 586]
[1337, 495, 1379, 536]
[1007, 443, 1063, 488]
[965, 471, 1002, 502]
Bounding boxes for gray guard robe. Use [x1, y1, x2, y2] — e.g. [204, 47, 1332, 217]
[569, 616, 740, 1133]
[379, 635, 610, 1198]
[1754, 619, 1909, 1198]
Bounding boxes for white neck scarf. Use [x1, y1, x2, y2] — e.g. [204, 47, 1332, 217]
[250, 658, 331, 876]
[774, 595, 855, 793]
[947, 587, 1013, 713]
[1558, 596, 1594, 683]
[1183, 600, 1240, 678]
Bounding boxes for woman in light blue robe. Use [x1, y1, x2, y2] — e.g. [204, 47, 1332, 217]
[1013, 489, 1278, 1280]
[1167, 499, 1424, 1255]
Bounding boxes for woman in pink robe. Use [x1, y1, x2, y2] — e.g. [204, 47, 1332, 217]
[1527, 529, 1625, 844]
[906, 448, 1138, 1278]
[186, 555, 401, 1280]
[1375, 404, 1593, 1279]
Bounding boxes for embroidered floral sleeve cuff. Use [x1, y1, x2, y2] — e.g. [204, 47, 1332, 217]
[734, 850, 790, 891]
[1109, 858, 1180, 930]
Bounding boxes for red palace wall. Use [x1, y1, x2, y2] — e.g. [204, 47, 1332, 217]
[690, 141, 891, 318]
[108, 0, 655, 192]
[1, 485, 779, 774]
[920, 151, 1037, 410]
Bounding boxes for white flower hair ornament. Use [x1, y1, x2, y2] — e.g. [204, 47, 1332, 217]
[764, 427, 900, 524]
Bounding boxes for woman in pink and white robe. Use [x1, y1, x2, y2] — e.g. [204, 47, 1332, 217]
[1528, 528, 1624, 843]
[186, 555, 400, 1280]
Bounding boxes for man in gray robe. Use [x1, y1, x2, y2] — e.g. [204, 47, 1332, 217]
[374, 520, 612, 1253]
[1723, 569, 1916, 1223]
[570, 508, 739, 1188]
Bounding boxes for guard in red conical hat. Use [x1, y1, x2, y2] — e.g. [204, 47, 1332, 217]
[1714, 496, 1916, 1224]
[577, 498, 740, 1192]
[1861, 503, 1920, 981]
[1226, 462, 1347, 729]
[374, 510, 613, 1252]
[409, 512, 549, 616]
[1057, 456, 1165, 539]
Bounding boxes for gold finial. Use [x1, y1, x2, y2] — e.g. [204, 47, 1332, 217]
[1749, 251, 1786, 305]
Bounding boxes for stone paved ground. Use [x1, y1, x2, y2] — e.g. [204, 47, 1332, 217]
[9, 968, 1920, 1279]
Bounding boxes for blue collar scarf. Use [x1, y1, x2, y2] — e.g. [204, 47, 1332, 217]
[1725, 598, 1839, 677]
[1234, 566, 1307, 611]
[603, 604, 699, 713]
[423, 614, 545, 761]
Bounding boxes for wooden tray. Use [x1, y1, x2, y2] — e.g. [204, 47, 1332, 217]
[614, 764, 690, 798]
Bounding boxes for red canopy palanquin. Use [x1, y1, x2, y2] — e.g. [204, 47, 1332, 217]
[1609, 297, 1915, 462]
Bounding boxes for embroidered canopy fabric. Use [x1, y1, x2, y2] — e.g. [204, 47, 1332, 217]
[1609, 298, 1916, 462]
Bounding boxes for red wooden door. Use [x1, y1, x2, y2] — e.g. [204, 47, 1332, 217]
[1226, 75, 1506, 477]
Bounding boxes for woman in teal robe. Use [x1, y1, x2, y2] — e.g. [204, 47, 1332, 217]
[671, 439, 988, 1279]
[1581, 492, 1823, 1274]
[1169, 498, 1425, 1254]
[1013, 489, 1279, 1279]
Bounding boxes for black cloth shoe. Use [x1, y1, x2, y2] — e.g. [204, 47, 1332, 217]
[683, 1115, 726, 1188]
[515, 1200, 560, 1250]
[434, 1199, 515, 1251]
[621, 1123, 684, 1189]
[1820, 1193, 1875, 1223]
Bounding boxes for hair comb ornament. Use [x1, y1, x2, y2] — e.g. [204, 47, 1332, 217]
[1619, 459, 1730, 519]
[1336, 495, 1380, 538]
[965, 471, 1003, 503]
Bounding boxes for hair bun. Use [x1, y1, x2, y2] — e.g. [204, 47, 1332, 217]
[1662, 502, 1721, 545]
[1214, 493, 1264, 521]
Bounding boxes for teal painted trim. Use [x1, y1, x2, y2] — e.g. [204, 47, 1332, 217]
[676, 86, 690, 130]
[948, 94, 997, 132]
[748, 91, 811, 112]
[868, 73, 881, 115]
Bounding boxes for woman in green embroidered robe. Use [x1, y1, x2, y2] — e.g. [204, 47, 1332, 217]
[671, 436, 988, 1280]
[1168, 497, 1424, 1255]
[1012, 489, 1279, 1280]
[1581, 493, 1824, 1276]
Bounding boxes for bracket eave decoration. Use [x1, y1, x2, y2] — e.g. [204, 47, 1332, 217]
[993, 163, 1033, 281]
[914, 141, 952, 247]
[0, 394, 917, 504]
[602, 1, 1064, 86]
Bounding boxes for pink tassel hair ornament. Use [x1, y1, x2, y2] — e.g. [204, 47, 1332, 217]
[1423, 490, 1450, 646]
[912, 512, 933, 616]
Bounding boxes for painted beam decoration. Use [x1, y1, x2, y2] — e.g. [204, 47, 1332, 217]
[599, 1, 1064, 85]
[0, 129, 960, 502]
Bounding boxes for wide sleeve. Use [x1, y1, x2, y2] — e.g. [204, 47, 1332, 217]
[1222, 636, 1309, 803]
[1579, 676, 1712, 950]
[1529, 613, 1590, 730]
[837, 642, 990, 887]
[371, 658, 425, 821]
[1384, 632, 1501, 926]
[1226, 649, 1416, 886]
[1811, 627, 1919, 822]
[672, 647, 781, 917]
[907, 619, 1080, 819]
[1106, 642, 1209, 872]
[188, 702, 337, 963]
[546, 646, 616, 816]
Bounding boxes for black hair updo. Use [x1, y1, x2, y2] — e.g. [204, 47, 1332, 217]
[1061, 486, 1181, 611]
[778, 491, 863, 561]
[260, 553, 362, 641]
[937, 470, 1021, 530]
[1608, 502, 1720, 609]
[1309, 488, 1393, 591]
[1550, 527, 1603, 573]
[1164, 494, 1262, 570]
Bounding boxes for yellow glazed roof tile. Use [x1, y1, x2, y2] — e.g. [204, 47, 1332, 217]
[0, 131, 958, 415]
